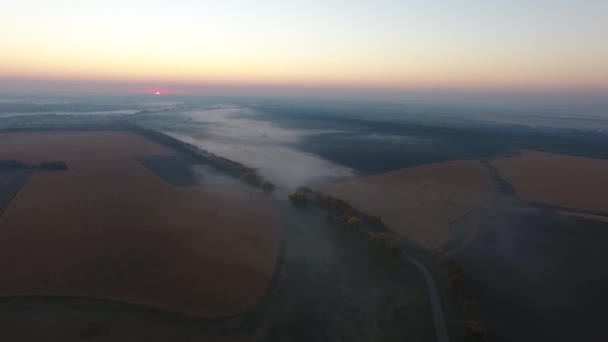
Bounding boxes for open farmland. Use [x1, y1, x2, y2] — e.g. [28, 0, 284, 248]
[0, 131, 281, 318]
[322, 160, 497, 249]
[0, 131, 174, 164]
[492, 150, 608, 215]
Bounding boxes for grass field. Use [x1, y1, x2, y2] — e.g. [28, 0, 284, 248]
[492, 150, 608, 214]
[0, 131, 281, 318]
[323, 160, 496, 249]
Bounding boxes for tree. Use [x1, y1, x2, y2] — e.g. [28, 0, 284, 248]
[240, 172, 262, 186]
[262, 181, 275, 193]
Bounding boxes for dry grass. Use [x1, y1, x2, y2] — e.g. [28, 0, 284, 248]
[323, 160, 496, 249]
[492, 150, 608, 214]
[0, 131, 281, 318]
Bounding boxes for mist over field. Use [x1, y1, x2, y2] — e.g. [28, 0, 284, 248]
[164, 106, 355, 189]
[2, 0, 607, 340]
[1, 94, 608, 190]
[2, 94, 608, 341]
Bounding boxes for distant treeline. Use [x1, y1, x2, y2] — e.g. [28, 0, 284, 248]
[0, 160, 30, 169]
[0, 123, 131, 133]
[0, 160, 68, 171]
[129, 125, 275, 192]
[290, 187, 387, 230]
[0, 125, 275, 191]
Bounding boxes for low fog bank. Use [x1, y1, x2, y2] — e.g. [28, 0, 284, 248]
[2, 96, 608, 189]
[0, 98, 187, 118]
[164, 106, 355, 190]
[245, 98, 608, 131]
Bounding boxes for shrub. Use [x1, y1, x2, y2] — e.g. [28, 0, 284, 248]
[240, 172, 262, 186]
[464, 320, 488, 341]
[262, 181, 275, 193]
[369, 215, 383, 227]
[288, 192, 307, 207]
[445, 259, 474, 300]
[446, 259, 466, 281]
[346, 216, 362, 232]
[369, 232, 401, 257]
[296, 187, 313, 195]
[339, 214, 350, 225]
[462, 300, 481, 317]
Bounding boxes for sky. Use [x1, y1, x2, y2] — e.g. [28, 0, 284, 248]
[1, 0, 607, 100]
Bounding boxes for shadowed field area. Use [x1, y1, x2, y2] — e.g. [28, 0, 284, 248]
[0, 205, 435, 342]
[453, 206, 608, 342]
[323, 160, 497, 248]
[0, 170, 33, 216]
[0, 131, 282, 318]
[492, 150, 608, 214]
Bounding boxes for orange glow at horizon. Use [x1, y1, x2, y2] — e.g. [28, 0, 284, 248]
[1, 1, 607, 94]
[2, 39, 606, 93]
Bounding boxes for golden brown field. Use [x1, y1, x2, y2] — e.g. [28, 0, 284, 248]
[0, 131, 281, 318]
[492, 150, 608, 214]
[323, 160, 496, 249]
[0, 131, 174, 163]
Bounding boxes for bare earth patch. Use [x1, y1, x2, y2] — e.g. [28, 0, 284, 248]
[323, 160, 496, 249]
[492, 150, 608, 214]
[0, 131, 281, 318]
